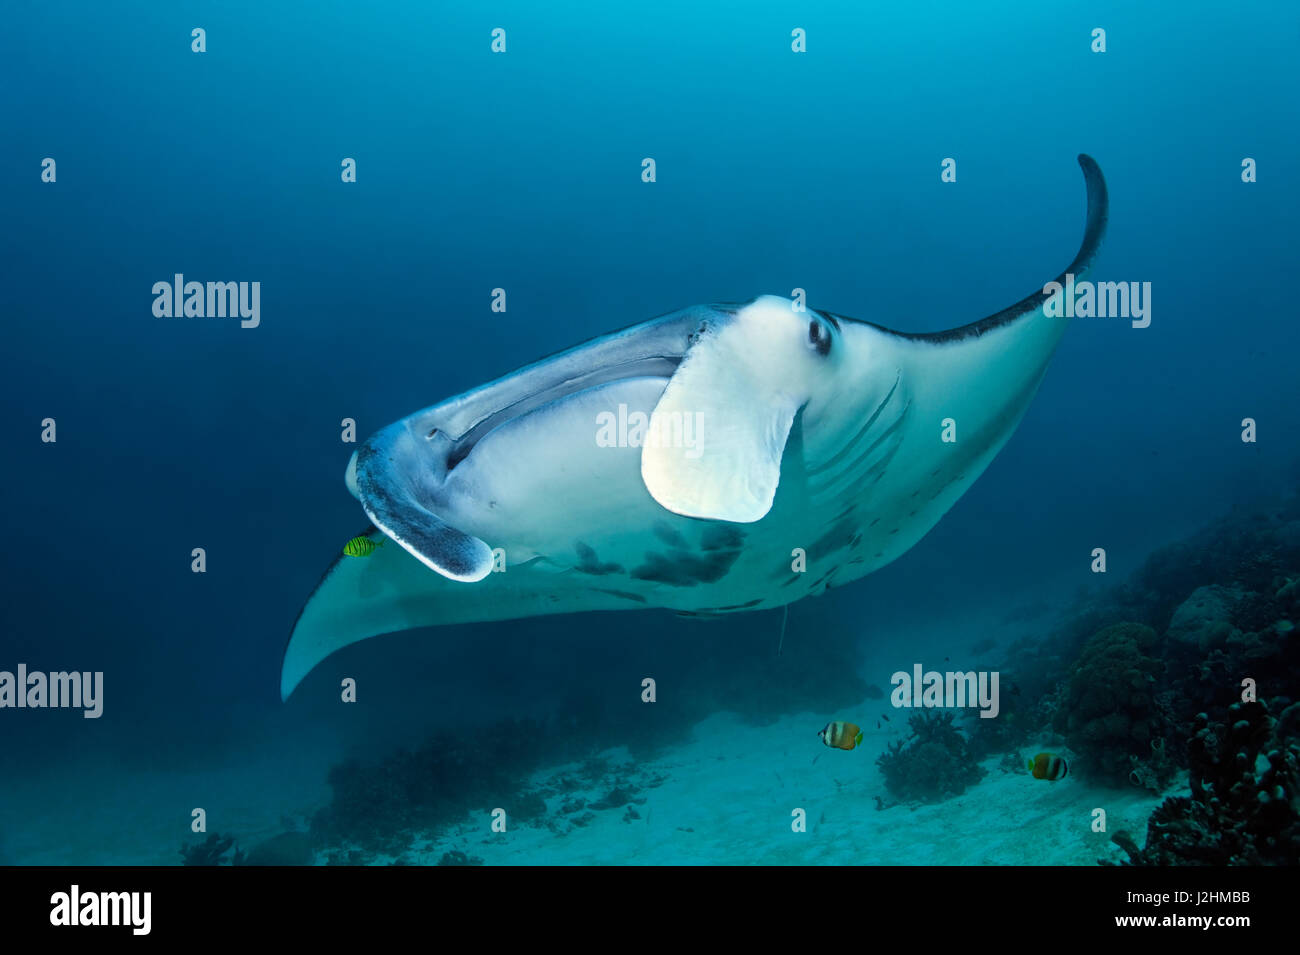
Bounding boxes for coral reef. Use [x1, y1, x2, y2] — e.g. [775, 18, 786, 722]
[1107, 699, 1300, 865]
[1120, 506, 1300, 631]
[180, 833, 237, 866]
[876, 710, 984, 804]
[303, 591, 874, 859]
[324, 848, 371, 866]
[1127, 736, 1178, 793]
[1062, 622, 1175, 787]
[296, 489, 1300, 862]
[310, 718, 552, 854]
[967, 492, 1299, 800]
[589, 786, 640, 811]
[180, 830, 317, 866]
[310, 726, 673, 854]
[1167, 574, 1299, 737]
[436, 850, 484, 866]
[539, 760, 662, 835]
[510, 790, 549, 824]
[238, 831, 315, 866]
[1166, 586, 1245, 649]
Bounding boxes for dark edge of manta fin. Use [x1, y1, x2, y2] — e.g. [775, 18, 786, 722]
[907, 154, 1108, 341]
[828, 154, 1109, 343]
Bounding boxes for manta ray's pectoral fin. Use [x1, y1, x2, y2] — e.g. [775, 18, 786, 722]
[352, 422, 494, 582]
[641, 312, 803, 523]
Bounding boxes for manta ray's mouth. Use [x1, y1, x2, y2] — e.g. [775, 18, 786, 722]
[412, 306, 716, 474]
[443, 354, 683, 471]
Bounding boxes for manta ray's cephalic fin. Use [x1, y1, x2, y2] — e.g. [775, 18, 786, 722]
[351, 421, 494, 582]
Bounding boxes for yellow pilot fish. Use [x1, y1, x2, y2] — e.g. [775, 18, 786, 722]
[343, 536, 384, 558]
[1027, 752, 1069, 781]
[818, 721, 863, 751]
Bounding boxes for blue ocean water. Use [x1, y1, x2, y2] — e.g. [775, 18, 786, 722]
[1, 1, 1297, 866]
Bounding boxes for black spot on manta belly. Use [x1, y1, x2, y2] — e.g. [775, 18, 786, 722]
[697, 598, 764, 612]
[631, 546, 742, 586]
[652, 521, 689, 549]
[630, 523, 747, 587]
[699, 524, 745, 551]
[593, 587, 648, 604]
[574, 541, 624, 576]
[810, 518, 858, 557]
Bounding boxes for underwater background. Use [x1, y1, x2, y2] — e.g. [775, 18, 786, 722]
[1, 0, 1298, 865]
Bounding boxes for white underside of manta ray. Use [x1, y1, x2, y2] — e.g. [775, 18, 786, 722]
[281, 155, 1109, 700]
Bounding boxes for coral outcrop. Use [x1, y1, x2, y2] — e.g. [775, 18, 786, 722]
[1166, 586, 1245, 649]
[1108, 699, 1300, 865]
[436, 850, 484, 866]
[1063, 622, 1174, 786]
[179, 833, 237, 866]
[876, 710, 984, 804]
[310, 718, 550, 854]
[238, 831, 315, 866]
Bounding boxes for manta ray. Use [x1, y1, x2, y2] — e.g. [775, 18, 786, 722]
[281, 155, 1108, 700]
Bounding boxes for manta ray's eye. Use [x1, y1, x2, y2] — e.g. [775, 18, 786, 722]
[807, 318, 832, 357]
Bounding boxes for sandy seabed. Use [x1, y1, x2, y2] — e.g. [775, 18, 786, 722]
[2, 694, 1172, 867]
